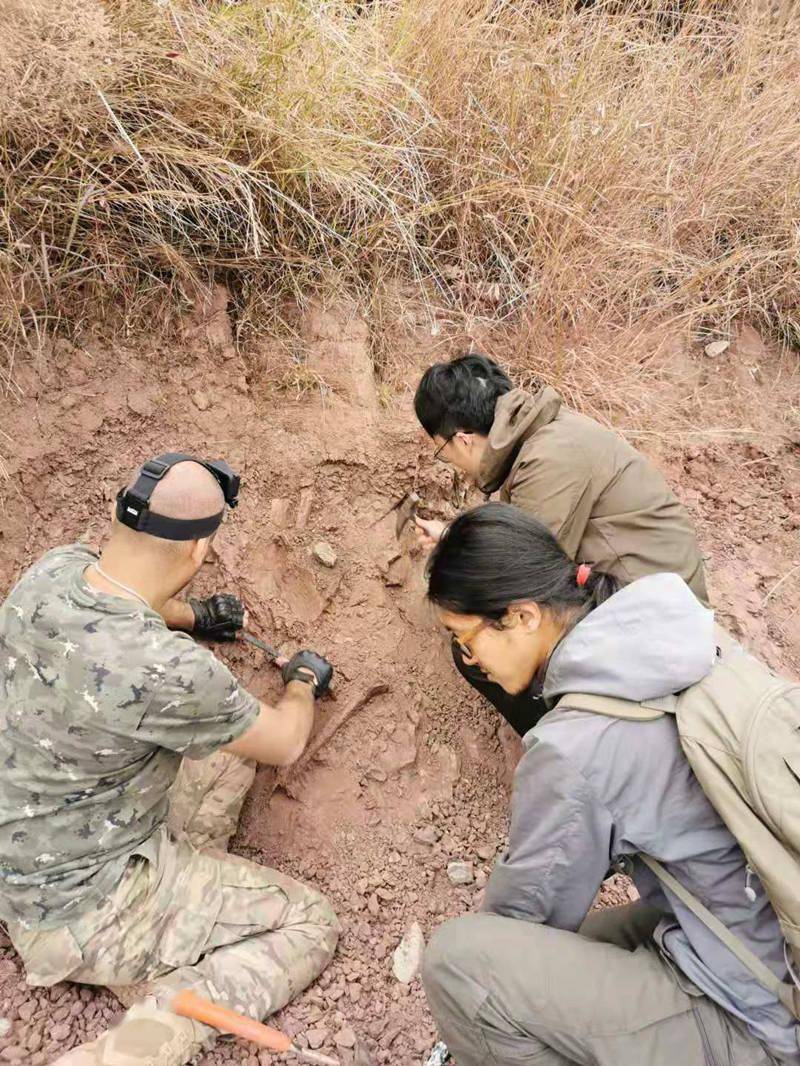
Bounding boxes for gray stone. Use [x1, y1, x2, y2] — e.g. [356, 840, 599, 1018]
[334, 1027, 357, 1049]
[704, 339, 730, 358]
[447, 860, 475, 886]
[313, 541, 338, 568]
[392, 921, 425, 984]
[306, 1028, 328, 1050]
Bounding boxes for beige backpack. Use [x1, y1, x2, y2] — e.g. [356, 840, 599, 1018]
[557, 627, 800, 1019]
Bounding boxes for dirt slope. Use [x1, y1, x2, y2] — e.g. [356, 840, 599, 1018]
[0, 301, 798, 1065]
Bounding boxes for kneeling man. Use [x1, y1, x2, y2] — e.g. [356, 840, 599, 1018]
[0, 454, 339, 1066]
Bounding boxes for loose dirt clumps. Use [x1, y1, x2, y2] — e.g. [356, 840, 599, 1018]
[0, 300, 798, 1064]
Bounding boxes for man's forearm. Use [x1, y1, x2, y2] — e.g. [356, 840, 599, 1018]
[278, 680, 316, 757]
[161, 597, 195, 631]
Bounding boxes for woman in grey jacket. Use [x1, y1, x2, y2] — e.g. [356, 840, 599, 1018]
[422, 503, 798, 1066]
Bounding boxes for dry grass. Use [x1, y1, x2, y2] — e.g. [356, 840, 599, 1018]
[1, 0, 799, 378]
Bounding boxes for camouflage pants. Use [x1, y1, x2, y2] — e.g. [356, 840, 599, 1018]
[12, 752, 339, 1038]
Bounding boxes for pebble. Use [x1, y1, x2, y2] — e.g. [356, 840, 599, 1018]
[476, 843, 495, 861]
[25, 1031, 43, 1054]
[447, 860, 474, 885]
[306, 1027, 328, 1049]
[474, 869, 488, 889]
[392, 921, 425, 984]
[413, 825, 440, 846]
[0, 1049, 25, 1063]
[191, 390, 211, 411]
[0, 1021, 9, 1039]
[704, 339, 730, 359]
[127, 393, 153, 418]
[50, 1023, 72, 1042]
[312, 541, 337, 568]
[334, 1027, 357, 1049]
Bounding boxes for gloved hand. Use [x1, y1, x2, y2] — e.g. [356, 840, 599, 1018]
[189, 594, 245, 641]
[282, 650, 334, 698]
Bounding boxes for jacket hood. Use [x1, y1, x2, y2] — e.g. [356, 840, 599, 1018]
[477, 386, 562, 493]
[543, 573, 716, 703]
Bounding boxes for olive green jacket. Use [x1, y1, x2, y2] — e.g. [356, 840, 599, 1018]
[477, 387, 709, 605]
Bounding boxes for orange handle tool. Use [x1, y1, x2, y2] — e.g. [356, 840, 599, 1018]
[172, 989, 292, 1051]
[171, 989, 341, 1065]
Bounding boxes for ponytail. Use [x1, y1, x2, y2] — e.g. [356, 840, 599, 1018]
[427, 502, 619, 620]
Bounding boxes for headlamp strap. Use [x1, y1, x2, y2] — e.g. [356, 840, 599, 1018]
[116, 452, 228, 541]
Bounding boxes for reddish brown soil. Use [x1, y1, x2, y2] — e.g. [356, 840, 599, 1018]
[0, 297, 798, 1066]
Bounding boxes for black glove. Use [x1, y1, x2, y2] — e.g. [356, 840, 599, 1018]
[190, 594, 245, 641]
[282, 650, 333, 698]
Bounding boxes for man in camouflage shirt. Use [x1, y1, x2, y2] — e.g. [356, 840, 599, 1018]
[0, 457, 339, 1066]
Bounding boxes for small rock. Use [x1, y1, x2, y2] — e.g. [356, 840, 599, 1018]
[475, 843, 495, 861]
[191, 390, 211, 411]
[25, 1030, 43, 1053]
[60, 393, 80, 411]
[270, 497, 291, 529]
[50, 1023, 72, 1042]
[704, 339, 730, 359]
[474, 870, 488, 889]
[313, 541, 337, 568]
[0, 1021, 10, 1039]
[127, 393, 153, 418]
[447, 861, 474, 886]
[335, 1027, 357, 1049]
[367, 893, 380, 917]
[392, 921, 425, 984]
[306, 1028, 328, 1050]
[413, 826, 441, 846]
[17, 1003, 35, 1023]
[0, 1050, 25, 1063]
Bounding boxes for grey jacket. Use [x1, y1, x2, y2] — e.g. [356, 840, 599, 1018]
[484, 574, 799, 1062]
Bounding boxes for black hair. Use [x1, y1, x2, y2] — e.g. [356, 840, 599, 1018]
[427, 502, 619, 621]
[414, 353, 513, 439]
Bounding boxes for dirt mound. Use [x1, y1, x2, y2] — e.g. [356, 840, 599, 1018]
[0, 301, 798, 1064]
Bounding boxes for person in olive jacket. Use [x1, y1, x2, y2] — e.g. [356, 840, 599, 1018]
[414, 353, 708, 736]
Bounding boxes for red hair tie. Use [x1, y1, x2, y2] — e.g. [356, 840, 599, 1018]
[576, 563, 592, 587]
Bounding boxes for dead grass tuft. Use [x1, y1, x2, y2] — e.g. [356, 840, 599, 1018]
[1, 0, 799, 377]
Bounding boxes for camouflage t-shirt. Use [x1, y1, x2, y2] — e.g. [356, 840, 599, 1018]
[0, 544, 259, 929]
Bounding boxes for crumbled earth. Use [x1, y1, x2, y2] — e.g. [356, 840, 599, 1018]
[0, 297, 797, 1065]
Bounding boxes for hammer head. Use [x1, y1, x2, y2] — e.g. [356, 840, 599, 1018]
[395, 491, 421, 539]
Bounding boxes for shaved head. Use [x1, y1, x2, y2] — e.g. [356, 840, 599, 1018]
[148, 460, 225, 522]
[112, 459, 225, 558]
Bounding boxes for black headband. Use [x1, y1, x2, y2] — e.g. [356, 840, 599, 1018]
[116, 453, 239, 542]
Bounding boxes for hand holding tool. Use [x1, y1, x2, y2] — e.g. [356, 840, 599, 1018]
[191, 593, 245, 641]
[282, 650, 334, 698]
[394, 491, 421, 539]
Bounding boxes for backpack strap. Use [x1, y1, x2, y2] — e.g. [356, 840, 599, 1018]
[555, 692, 673, 721]
[640, 854, 800, 1020]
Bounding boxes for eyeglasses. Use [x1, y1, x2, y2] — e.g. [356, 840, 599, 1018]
[432, 435, 454, 462]
[452, 617, 491, 659]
